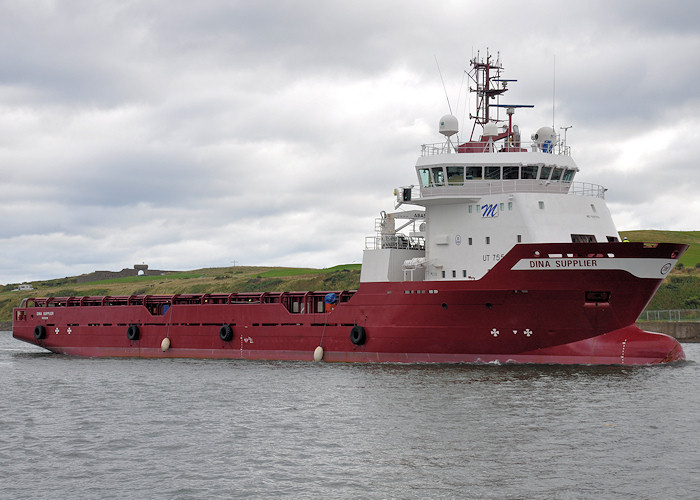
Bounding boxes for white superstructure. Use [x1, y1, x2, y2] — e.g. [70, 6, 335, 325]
[361, 53, 620, 283]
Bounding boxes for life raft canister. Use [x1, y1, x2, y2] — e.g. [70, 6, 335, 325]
[34, 325, 46, 340]
[350, 325, 366, 345]
[127, 324, 140, 341]
[219, 324, 234, 342]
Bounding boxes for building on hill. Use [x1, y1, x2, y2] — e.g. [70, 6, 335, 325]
[75, 264, 169, 284]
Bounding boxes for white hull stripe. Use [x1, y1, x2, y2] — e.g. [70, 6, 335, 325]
[510, 258, 676, 279]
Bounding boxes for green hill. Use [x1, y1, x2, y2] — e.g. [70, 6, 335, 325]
[619, 230, 700, 268]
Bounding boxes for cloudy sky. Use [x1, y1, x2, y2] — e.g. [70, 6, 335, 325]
[1, 0, 698, 284]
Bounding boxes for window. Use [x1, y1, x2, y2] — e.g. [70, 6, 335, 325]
[499, 203, 505, 211]
[446, 166, 464, 185]
[538, 201, 545, 209]
[465, 166, 482, 180]
[571, 234, 597, 243]
[418, 168, 431, 187]
[463, 270, 467, 277]
[485, 166, 501, 180]
[468, 205, 473, 214]
[522, 165, 538, 179]
[539, 166, 552, 180]
[468, 237, 473, 245]
[551, 168, 563, 181]
[486, 236, 490, 244]
[508, 201, 513, 210]
[607, 236, 619, 242]
[432, 167, 445, 186]
[562, 169, 576, 182]
[503, 166, 519, 179]
[452, 270, 456, 278]
[517, 234, 522, 243]
[441, 270, 446, 278]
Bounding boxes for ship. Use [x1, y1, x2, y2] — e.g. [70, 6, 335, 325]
[12, 53, 687, 364]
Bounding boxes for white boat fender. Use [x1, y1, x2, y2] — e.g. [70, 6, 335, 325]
[161, 337, 171, 352]
[313, 346, 324, 362]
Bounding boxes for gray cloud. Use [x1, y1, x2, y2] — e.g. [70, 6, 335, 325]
[1, 1, 698, 284]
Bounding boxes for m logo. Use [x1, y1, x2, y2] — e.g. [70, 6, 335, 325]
[481, 203, 499, 218]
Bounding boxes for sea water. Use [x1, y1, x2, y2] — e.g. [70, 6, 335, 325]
[1, 332, 698, 499]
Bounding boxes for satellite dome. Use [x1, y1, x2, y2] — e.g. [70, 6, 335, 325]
[532, 126, 558, 153]
[482, 122, 499, 137]
[439, 114, 458, 137]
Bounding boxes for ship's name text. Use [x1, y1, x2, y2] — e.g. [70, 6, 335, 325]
[529, 259, 598, 268]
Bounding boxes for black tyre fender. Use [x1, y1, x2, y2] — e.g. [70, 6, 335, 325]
[34, 325, 46, 340]
[350, 325, 366, 345]
[127, 324, 140, 341]
[219, 324, 234, 342]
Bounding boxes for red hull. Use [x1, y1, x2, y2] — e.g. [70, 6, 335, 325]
[12, 242, 687, 365]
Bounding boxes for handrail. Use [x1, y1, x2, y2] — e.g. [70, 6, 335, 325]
[414, 180, 605, 199]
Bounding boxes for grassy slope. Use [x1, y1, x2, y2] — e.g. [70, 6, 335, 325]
[619, 230, 700, 268]
[619, 231, 699, 311]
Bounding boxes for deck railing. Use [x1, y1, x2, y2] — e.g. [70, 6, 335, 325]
[414, 180, 605, 199]
[421, 140, 572, 157]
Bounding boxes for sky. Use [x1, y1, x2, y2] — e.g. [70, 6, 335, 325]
[1, 0, 699, 284]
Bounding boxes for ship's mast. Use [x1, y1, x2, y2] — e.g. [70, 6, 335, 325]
[468, 52, 508, 141]
[466, 51, 532, 145]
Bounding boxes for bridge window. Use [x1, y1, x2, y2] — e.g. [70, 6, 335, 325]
[465, 166, 482, 180]
[419, 168, 431, 187]
[432, 167, 445, 186]
[562, 169, 576, 182]
[447, 166, 464, 185]
[503, 166, 519, 179]
[522, 165, 538, 179]
[571, 234, 597, 243]
[485, 166, 501, 180]
[551, 168, 564, 181]
[539, 166, 552, 180]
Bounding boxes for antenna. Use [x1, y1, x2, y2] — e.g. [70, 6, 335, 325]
[560, 125, 572, 154]
[435, 55, 453, 114]
[552, 55, 556, 130]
